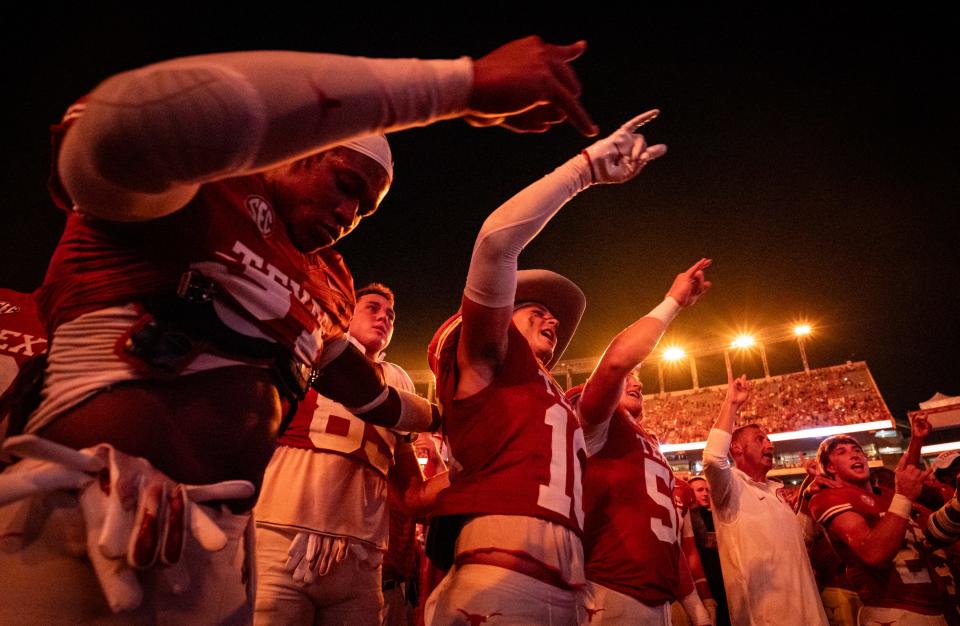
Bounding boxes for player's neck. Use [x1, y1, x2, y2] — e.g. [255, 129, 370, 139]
[840, 477, 872, 492]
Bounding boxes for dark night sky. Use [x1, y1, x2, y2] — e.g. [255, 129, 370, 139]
[4, 10, 958, 423]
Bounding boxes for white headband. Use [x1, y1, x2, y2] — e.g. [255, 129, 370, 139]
[341, 134, 393, 180]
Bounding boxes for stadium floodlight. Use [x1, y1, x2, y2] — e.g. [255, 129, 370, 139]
[794, 324, 812, 337]
[730, 335, 755, 349]
[663, 346, 686, 361]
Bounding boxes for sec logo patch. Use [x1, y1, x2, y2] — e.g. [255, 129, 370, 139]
[246, 195, 275, 237]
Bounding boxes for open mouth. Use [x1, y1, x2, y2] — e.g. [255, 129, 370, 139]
[540, 328, 556, 343]
[851, 461, 865, 471]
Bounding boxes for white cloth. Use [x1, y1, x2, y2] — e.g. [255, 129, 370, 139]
[0, 483, 253, 625]
[455, 515, 586, 586]
[702, 428, 828, 626]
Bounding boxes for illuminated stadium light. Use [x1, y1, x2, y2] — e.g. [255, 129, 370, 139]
[730, 335, 755, 349]
[794, 324, 812, 337]
[921, 441, 960, 454]
[658, 419, 895, 453]
[663, 346, 686, 361]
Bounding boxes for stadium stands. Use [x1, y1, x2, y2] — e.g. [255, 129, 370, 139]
[645, 362, 894, 444]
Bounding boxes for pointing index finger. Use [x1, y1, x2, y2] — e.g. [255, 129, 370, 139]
[623, 109, 660, 133]
[545, 74, 597, 136]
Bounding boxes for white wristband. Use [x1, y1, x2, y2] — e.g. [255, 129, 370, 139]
[888, 493, 912, 520]
[681, 591, 711, 626]
[646, 296, 680, 326]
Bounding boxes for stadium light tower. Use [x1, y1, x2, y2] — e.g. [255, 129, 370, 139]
[794, 324, 812, 374]
[729, 334, 771, 380]
[661, 345, 699, 391]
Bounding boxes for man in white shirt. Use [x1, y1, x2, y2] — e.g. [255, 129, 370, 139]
[702, 374, 828, 626]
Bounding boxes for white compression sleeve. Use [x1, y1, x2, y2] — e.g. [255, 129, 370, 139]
[64, 52, 472, 197]
[463, 156, 591, 307]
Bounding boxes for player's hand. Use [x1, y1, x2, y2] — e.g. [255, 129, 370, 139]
[911, 414, 932, 440]
[1, 435, 254, 613]
[581, 110, 667, 184]
[667, 258, 713, 308]
[703, 598, 718, 626]
[725, 371, 750, 408]
[468, 36, 597, 136]
[894, 453, 933, 502]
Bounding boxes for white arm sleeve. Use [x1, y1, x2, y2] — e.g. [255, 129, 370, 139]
[62, 52, 472, 201]
[702, 428, 741, 523]
[464, 156, 591, 307]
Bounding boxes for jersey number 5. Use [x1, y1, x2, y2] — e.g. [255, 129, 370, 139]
[645, 458, 680, 544]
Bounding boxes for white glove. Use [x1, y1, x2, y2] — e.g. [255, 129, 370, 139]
[283, 531, 349, 586]
[1, 434, 255, 613]
[581, 109, 667, 185]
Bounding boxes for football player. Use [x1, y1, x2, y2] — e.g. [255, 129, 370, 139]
[425, 111, 666, 624]
[703, 374, 828, 625]
[567, 260, 713, 625]
[254, 284, 448, 624]
[809, 436, 949, 624]
[0, 36, 598, 623]
[0, 288, 47, 460]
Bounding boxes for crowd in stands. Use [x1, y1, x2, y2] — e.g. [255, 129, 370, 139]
[647, 362, 893, 444]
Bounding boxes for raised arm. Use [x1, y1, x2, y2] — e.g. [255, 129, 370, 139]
[702, 373, 750, 518]
[577, 259, 711, 426]
[455, 111, 667, 397]
[819, 455, 932, 567]
[58, 36, 597, 221]
[904, 414, 931, 469]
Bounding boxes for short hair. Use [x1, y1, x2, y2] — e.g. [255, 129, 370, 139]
[815, 435, 862, 477]
[730, 424, 763, 452]
[355, 282, 394, 306]
[688, 476, 707, 486]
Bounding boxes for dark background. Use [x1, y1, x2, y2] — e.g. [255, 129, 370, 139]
[5, 10, 958, 424]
